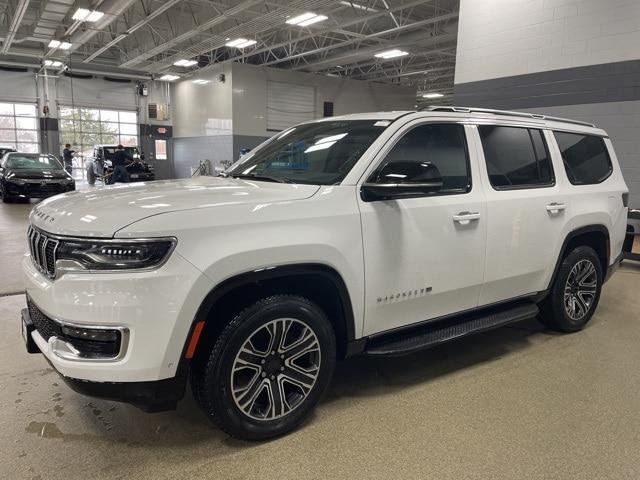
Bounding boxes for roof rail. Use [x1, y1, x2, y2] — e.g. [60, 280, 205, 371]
[420, 106, 595, 128]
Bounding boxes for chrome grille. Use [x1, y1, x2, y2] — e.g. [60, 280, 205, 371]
[27, 226, 59, 278]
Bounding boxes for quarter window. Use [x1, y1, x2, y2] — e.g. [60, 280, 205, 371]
[373, 123, 471, 194]
[553, 132, 612, 185]
[479, 125, 554, 189]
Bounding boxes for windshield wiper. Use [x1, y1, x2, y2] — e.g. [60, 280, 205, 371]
[231, 173, 294, 184]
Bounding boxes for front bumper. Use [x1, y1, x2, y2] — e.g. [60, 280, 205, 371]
[21, 306, 185, 411]
[22, 249, 214, 383]
[5, 180, 74, 198]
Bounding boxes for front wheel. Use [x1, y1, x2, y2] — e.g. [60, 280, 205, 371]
[539, 246, 603, 332]
[191, 295, 336, 440]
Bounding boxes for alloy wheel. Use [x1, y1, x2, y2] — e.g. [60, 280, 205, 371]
[563, 259, 598, 321]
[230, 318, 321, 421]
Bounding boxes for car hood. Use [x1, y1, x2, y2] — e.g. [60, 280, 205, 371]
[7, 169, 69, 180]
[30, 176, 320, 237]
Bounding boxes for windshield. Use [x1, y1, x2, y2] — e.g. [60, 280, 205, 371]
[5, 154, 62, 170]
[227, 120, 390, 185]
[103, 147, 140, 160]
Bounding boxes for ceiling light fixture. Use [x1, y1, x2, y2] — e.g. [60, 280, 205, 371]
[374, 49, 409, 59]
[173, 59, 198, 67]
[225, 38, 257, 48]
[72, 8, 104, 22]
[339, 1, 377, 12]
[192, 79, 210, 85]
[286, 12, 328, 27]
[59, 42, 72, 50]
[159, 74, 180, 81]
[48, 40, 61, 48]
[44, 60, 64, 68]
[422, 92, 444, 98]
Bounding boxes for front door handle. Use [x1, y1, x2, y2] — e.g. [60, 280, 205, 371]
[453, 211, 481, 225]
[546, 202, 566, 214]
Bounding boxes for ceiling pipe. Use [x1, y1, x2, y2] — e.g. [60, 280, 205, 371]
[83, 0, 183, 63]
[259, 13, 458, 69]
[66, 0, 138, 54]
[1, 0, 31, 54]
[156, 0, 437, 73]
[119, 0, 262, 69]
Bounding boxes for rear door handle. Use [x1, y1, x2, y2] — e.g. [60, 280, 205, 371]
[546, 202, 566, 214]
[453, 211, 481, 225]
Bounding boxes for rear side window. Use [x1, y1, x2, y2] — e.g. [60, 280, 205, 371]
[553, 132, 612, 185]
[479, 125, 554, 189]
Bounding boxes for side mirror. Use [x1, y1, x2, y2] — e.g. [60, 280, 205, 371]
[361, 161, 443, 202]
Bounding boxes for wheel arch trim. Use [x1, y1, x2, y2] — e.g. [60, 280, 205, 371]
[189, 263, 357, 347]
[547, 224, 610, 291]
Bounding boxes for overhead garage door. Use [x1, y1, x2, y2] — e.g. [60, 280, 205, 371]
[267, 81, 315, 132]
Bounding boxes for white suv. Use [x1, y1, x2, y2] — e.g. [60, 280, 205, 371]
[21, 107, 628, 440]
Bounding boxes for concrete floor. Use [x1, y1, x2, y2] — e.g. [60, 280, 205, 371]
[1, 201, 640, 479]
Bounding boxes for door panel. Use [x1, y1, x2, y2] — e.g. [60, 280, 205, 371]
[359, 123, 487, 336]
[474, 126, 569, 305]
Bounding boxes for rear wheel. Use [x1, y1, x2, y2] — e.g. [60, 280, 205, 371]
[191, 295, 336, 440]
[539, 246, 603, 332]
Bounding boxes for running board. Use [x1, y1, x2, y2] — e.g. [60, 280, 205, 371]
[365, 301, 539, 356]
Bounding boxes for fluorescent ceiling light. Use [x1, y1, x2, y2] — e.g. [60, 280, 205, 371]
[286, 12, 317, 24]
[374, 49, 409, 59]
[44, 60, 64, 68]
[86, 11, 104, 22]
[225, 38, 257, 48]
[286, 12, 328, 26]
[159, 74, 180, 81]
[174, 59, 198, 67]
[72, 8, 104, 22]
[192, 79, 210, 85]
[339, 1, 377, 12]
[72, 8, 91, 20]
[48, 40, 60, 48]
[422, 92, 444, 99]
[59, 42, 72, 50]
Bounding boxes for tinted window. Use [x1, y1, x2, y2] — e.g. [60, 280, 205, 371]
[479, 126, 554, 189]
[553, 132, 612, 185]
[373, 123, 470, 194]
[5, 154, 62, 170]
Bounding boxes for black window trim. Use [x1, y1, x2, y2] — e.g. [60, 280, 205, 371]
[552, 130, 613, 186]
[367, 121, 473, 197]
[478, 124, 556, 192]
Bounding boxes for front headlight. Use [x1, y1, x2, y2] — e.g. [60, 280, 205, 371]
[56, 238, 176, 271]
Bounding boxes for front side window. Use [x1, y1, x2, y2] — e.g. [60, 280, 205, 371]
[369, 123, 471, 194]
[227, 120, 389, 185]
[6, 154, 62, 170]
[553, 132, 612, 185]
[479, 125, 554, 189]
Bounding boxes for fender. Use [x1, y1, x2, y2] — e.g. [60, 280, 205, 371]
[182, 263, 357, 358]
[546, 224, 610, 292]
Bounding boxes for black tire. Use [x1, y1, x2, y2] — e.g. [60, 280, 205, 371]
[191, 295, 336, 440]
[539, 246, 603, 332]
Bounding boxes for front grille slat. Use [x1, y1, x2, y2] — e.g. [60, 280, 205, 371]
[27, 226, 58, 279]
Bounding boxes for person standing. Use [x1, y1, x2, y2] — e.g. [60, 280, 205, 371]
[62, 144, 75, 175]
[112, 144, 132, 183]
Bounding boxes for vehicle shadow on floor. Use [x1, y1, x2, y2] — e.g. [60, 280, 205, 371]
[53, 318, 549, 452]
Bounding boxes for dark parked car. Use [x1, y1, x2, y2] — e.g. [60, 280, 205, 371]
[623, 209, 640, 261]
[0, 153, 75, 203]
[0, 147, 17, 158]
[86, 145, 155, 185]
